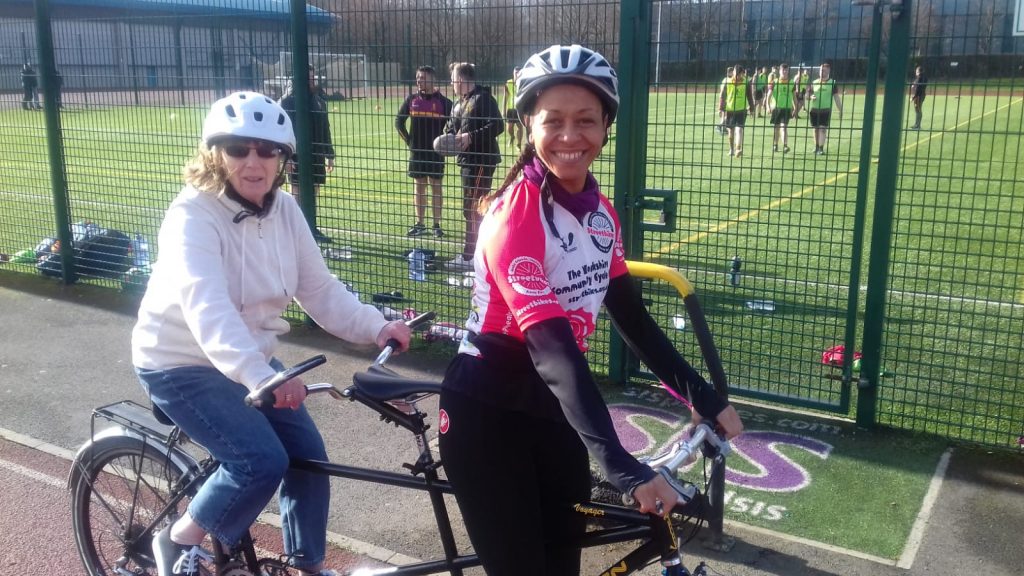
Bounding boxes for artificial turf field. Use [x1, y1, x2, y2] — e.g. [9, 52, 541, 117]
[0, 86, 1020, 558]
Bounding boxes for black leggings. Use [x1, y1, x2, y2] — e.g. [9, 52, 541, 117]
[438, 388, 591, 576]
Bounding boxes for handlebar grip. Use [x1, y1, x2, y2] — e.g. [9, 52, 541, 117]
[405, 311, 436, 330]
[244, 354, 327, 408]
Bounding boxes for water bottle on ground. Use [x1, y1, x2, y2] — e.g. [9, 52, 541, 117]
[729, 255, 741, 287]
[132, 233, 151, 271]
[408, 249, 426, 281]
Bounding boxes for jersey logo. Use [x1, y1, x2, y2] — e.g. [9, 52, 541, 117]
[438, 409, 450, 434]
[559, 231, 576, 253]
[567, 308, 596, 347]
[587, 212, 615, 253]
[507, 256, 551, 296]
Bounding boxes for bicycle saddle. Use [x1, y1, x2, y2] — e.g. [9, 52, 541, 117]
[151, 403, 175, 426]
[352, 365, 442, 401]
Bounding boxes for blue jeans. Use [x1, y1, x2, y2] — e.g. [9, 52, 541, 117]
[136, 361, 329, 570]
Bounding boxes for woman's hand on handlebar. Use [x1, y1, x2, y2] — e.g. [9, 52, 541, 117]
[272, 376, 307, 410]
[692, 404, 744, 440]
[376, 320, 412, 353]
[633, 474, 679, 518]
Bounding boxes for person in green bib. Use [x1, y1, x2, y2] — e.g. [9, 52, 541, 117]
[718, 65, 755, 157]
[754, 66, 769, 118]
[793, 67, 810, 120]
[502, 66, 524, 150]
[766, 63, 795, 154]
[808, 62, 843, 155]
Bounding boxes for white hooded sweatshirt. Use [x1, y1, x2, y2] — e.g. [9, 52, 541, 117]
[132, 185, 386, 390]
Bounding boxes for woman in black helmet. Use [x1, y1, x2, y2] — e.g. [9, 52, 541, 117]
[437, 45, 744, 575]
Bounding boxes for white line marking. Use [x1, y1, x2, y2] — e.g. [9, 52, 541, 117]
[0, 426, 418, 565]
[0, 457, 65, 488]
[723, 519, 898, 566]
[897, 447, 953, 569]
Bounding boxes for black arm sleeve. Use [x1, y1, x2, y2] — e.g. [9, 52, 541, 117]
[524, 317, 656, 494]
[394, 97, 410, 144]
[604, 274, 727, 420]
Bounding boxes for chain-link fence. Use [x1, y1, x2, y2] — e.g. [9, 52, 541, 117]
[1, 0, 1021, 449]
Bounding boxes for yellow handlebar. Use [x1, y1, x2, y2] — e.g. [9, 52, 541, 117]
[625, 261, 695, 299]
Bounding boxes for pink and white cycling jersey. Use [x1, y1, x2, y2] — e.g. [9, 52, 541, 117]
[458, 177, 628, 355]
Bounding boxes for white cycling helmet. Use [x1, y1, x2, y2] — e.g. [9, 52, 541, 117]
[201, 91, 296, 155]
[515, 44, 619, 122]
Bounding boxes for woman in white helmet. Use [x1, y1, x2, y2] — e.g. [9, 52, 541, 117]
[437, 46, 743, 574]
[131, 92, 411, 576]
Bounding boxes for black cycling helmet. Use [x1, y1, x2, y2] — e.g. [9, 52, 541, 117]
[514, 44, 619, 122]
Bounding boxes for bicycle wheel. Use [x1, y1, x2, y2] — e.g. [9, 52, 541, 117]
[70, 434, 206, 576]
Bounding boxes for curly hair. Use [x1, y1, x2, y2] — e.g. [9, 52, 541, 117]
[183, 142, 286, 194]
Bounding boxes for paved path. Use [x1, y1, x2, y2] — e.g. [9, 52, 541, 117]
[1, 270, 1023, 575]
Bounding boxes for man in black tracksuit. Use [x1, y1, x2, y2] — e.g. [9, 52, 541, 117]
[444, 62, 503, 270]
[395, 65, 453, 237]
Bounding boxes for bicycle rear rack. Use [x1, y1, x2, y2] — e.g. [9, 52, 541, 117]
[92, 399, 177, 444]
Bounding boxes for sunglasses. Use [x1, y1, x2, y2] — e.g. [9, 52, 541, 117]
[221, 142, 285, 159]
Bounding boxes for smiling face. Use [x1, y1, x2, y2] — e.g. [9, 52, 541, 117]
[219, 138, 285, 205]
[525, 84, 608, 194]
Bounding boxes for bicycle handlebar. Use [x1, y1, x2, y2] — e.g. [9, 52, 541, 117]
[244, 355, 328, 408]
[624, 423, 731, 509]
[245, 311, 438, 408]
[374, 311, 436, 365]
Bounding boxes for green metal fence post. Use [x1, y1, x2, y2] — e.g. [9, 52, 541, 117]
[34, 0, 75, 284]
[289, 0, 316, 230]
[858, 0, 913, 428]
[844, 1, 883, 411]
[609, 0, 653, 385]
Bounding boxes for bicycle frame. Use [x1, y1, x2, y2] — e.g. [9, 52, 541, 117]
[80, 388, 711, 576]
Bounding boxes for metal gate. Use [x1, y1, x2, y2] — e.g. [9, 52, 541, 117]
[2, 0, 1022, 447]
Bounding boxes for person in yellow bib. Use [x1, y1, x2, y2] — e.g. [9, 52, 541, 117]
[715, 66, 733, 135]
[718, 65, 755, 157]
[754, 66, 769, 118]
[766, 66, 779, 115]
[766, 63, 794, 154]
[808, 62, 843, 155]
[502, 66, 523, 150]
[793, 67, 810, 120]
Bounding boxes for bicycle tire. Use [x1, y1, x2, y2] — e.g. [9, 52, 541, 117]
[69, 434, 209, 576]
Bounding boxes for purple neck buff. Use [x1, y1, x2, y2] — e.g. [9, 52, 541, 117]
[522, 156, 600, 221]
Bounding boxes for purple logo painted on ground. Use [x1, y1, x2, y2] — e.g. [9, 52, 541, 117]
[727, 431, 832, 492]
[608, 404, 681, 455]
[608, 403, 833, 494]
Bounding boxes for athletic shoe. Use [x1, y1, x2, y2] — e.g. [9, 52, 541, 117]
[447, 254, 473, 271]
[773, 145, 778, 153]
[783, 146, 791, 154]
[432, 224, 444, 238]
[734, 149, 743, 158]
[152, 526, 213, 576]
[728, 149, 735, 157]
[407, 223, 426, 237]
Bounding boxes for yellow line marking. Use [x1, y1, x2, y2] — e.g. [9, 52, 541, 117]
[656, 170, 856, 255]
[654, 96, 1024, 256]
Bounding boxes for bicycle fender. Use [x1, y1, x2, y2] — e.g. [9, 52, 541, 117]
[67, 427, 199, 490]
